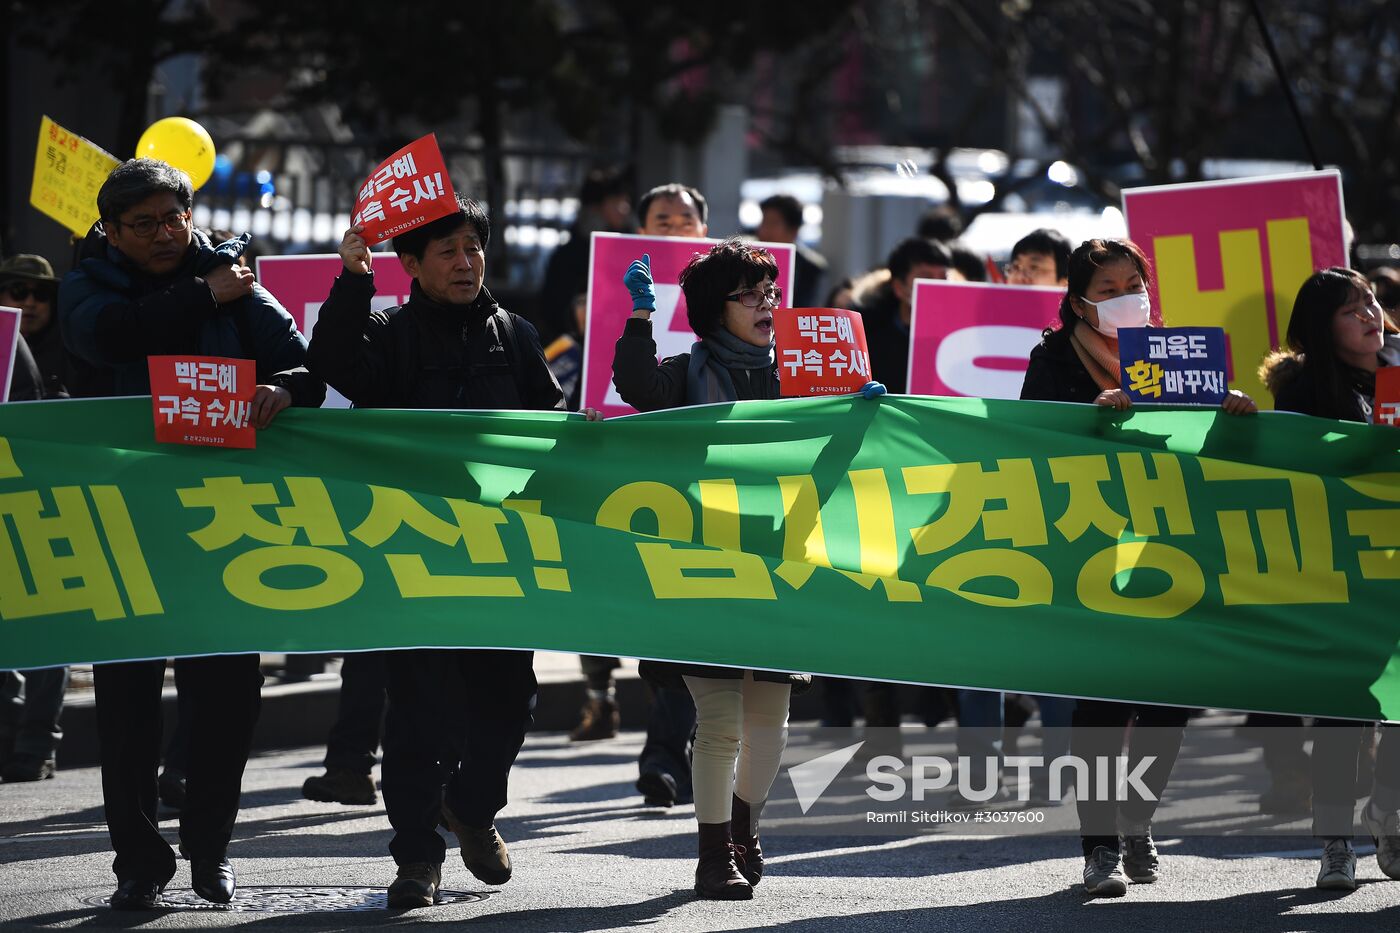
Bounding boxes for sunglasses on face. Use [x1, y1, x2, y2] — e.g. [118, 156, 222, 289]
[2, 283, 49, 303]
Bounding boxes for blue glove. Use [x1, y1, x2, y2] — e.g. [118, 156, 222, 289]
[623, 253, 655, 312]
[860, 381, 887, 400]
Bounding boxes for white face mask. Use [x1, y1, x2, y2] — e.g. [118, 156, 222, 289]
[1079, 290, 1151, 338]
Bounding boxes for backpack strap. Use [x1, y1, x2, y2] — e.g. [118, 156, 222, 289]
[491, 308, 531, 405]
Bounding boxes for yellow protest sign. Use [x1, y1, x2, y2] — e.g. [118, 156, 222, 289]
[29, 115, 120, 237]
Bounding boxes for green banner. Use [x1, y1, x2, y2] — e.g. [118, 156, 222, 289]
[1, 396, 1397, 720]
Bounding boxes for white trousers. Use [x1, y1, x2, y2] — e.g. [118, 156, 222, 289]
[683, 671, 792, 825]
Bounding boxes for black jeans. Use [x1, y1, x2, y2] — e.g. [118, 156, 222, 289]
[381, 649, 535, 867]
[95, 655, 262, 884]
[638, 685, 695, 802]
[324, 652, 388, 775]
[0, 666, 69, 761]
[1072, 699, 1189, 856]
[1311, 720, 1400, 837]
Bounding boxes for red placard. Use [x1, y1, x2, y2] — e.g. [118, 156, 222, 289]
[775, 308, 871, 396]
[1376, 367, 1400, 427]
[149, 356, 257, 449]
[351, 134, 458, 245]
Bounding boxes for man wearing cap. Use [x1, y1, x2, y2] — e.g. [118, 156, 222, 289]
[58, 158, 324, 911]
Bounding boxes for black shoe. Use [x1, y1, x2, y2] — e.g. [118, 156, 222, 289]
[190, 858, 236, 903]
[1, 756, 55, 782]
[303, 768, 378, 805]
[158, 769, 186, 811]
[109, 879, 163, 910]
[636, 770, 678, 808]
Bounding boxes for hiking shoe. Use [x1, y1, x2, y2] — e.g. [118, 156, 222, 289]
[1120, 827, 1160, 883]
[1, 756, 55, 782]
[1363, 802, 1400, 880]
[636, 770, 678, 808]
[386, 862, 440, 909]
[302, 768, 377, 805]
[442, 798, 511, 885]
[1316, 837, 1357, 891]
[570, 696, 620, 742]
[1083, 846, 1128, 897]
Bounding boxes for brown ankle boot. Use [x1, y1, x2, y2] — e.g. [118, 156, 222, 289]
[695, 822, 753, 900]
[731, 795, 764, 886]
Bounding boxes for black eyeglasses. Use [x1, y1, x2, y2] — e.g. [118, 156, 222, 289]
[725, 285, 782, 308]
[108, 210, 191, 239]
[1, 283, 49, 302]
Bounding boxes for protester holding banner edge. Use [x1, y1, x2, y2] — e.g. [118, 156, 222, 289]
[306, 195, 566, 910]
[1261, 266, 1400, 892]
[1019, 236, 1260, 898]
[612, 236, 809, 900]
[57, 156, 324, 911]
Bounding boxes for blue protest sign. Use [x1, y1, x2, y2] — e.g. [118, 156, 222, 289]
[1118, 326, 1228, 404]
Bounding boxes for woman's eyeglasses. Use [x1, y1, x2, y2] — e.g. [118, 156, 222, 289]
[725, 286, 782, 308]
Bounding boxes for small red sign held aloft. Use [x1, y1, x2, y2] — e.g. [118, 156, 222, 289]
[351, 133, 458, 245]
[148, 355, 256, 449]
[775, 308, 871, 396]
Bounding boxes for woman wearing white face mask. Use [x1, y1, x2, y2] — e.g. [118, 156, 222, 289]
[1022, 237, 1257, 413]
[1020, 238, 1256, 898]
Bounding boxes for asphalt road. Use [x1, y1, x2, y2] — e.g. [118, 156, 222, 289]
[2, 725, 1398, 932]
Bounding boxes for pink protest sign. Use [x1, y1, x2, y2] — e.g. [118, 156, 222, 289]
[907, 281, 1063, 399]
[1122, 170, 1346, 407]
[581, 233, 796, 417]
[256, 254, 415, 409]
[0, 306, 19, 403]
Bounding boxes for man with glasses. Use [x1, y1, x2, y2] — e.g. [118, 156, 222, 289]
[58, 158, 324, 911]
[1003, 228, 1072, 288]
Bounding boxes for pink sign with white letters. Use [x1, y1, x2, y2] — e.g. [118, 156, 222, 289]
[906, 281, 1064, 399]
[581, 233, 796, 417]
[256, 254, 415, 409]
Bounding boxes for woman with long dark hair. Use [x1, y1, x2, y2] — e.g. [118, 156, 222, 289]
[1261, 266, 1400, 891]
[612, 237, 808, 901]
[1021, 238, 1256, 898]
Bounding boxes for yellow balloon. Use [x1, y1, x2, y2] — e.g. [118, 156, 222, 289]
[136, 117, 216, 190]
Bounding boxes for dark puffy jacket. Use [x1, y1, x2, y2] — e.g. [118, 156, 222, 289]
[59, 230, 323, 405]
[1260, 333, 1400, 422]
[612, 317, 778, 410]
[1020, 326, 1101, 404]
[305, 270, 564, 413]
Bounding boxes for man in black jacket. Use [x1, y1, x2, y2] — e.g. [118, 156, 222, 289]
[306, 196, 564, 910]
[58, 157, 324, 911]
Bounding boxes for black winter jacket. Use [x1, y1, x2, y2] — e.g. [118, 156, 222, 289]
[1020, 327, 1102, 404]
[305, 271, 564, 412]
[1260, 334, 1400, 422]
[612, 317, 779, 410]
[59, 230, 323, 406]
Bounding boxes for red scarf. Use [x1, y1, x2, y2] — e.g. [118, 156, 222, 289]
[1068, 321, 1122, 392]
